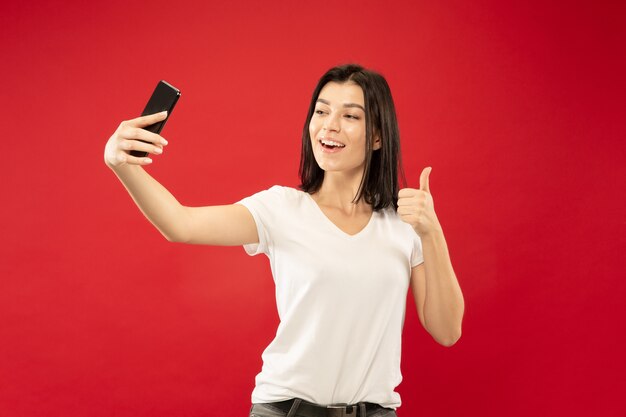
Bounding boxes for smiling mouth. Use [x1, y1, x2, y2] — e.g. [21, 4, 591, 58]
[319, 138, 346, 149]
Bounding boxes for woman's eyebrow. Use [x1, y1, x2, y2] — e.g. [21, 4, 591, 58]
[316, 98, 365, 111]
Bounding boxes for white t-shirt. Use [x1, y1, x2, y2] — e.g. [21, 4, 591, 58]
[236, 185, 424, 409]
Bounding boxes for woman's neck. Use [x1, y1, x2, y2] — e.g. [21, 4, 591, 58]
[311, 170, 371, 215]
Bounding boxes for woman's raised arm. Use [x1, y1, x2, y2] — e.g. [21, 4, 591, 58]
[104, 112, 258, 246]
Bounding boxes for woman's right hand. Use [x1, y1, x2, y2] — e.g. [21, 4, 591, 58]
[104, 111, 170, 169]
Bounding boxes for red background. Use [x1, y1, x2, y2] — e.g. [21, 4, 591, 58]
[1, 1, 625, 416]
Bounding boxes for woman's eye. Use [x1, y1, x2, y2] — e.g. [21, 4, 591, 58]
[314, 110, 325, 115]
[345, 114, 360, 120]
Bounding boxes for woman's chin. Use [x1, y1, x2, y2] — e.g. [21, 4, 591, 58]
[316, 162, 340, 172]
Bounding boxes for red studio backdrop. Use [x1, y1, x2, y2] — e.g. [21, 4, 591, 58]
[1, 1, 624, 416]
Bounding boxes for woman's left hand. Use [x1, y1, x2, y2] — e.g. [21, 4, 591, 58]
[397, 167, 442, 237]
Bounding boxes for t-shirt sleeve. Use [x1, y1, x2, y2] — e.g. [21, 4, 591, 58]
[411, 233, 425, 267]
[235, 185, 284, 256]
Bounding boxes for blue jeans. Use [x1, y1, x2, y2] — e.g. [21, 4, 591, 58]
[249, 400, 398, 417]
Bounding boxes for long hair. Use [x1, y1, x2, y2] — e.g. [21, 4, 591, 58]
[298, 64, 406, 211]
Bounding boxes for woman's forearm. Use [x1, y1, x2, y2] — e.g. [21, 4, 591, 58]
[421, 229, 465, 346]
[110, 164, 190, 242]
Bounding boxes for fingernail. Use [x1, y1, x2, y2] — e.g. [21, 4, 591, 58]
[160, 111, 167, 116]
[154, 147, 163, 154]
[145, 158, 153, 163]
[161, 139, 168, 145]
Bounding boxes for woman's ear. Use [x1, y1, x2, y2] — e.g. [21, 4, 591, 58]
[373, 133, 382, 151]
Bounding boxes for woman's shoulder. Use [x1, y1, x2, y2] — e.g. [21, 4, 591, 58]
[265, 185, 299, 193]
[244, 185, 308, 205]
[237, 185, 311, 224]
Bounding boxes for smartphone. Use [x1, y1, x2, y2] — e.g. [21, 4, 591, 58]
[130, 80, 181, 157]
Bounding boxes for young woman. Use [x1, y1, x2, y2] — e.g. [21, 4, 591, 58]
[104, 64, 464, 417]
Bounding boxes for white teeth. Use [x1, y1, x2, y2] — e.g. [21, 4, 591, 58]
[320, 139, 345, 148]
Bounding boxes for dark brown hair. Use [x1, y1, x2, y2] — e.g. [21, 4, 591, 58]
[298, 63, 406, 210]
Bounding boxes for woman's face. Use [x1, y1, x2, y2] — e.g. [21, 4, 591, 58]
[309, 81, 380, 175]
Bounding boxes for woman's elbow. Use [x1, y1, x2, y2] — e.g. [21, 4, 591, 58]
[161, 229, 189, 243]
[434, 329, 462, 347]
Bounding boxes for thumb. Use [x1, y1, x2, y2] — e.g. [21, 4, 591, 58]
[419, 167, 432, 193]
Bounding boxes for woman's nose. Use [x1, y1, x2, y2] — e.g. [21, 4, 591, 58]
[323, 115, 341, 133]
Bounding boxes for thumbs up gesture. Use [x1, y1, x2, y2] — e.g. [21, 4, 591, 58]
[398, 167, 442, 237]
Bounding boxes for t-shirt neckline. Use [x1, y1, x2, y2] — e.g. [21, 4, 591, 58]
[301, 190, 376, 239]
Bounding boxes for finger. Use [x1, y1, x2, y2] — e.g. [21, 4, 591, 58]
[120, 138, 164, 155]
[397, 205, 418, 215]
[419, 167, 432, 193]
[397, 211, 417, 224]
[125, 111, 168, 129]
[121, 126, 168, 146]
[121, 152, 153, 165]
[398, 188, 418, 198]
[397, 197, 418, 207]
